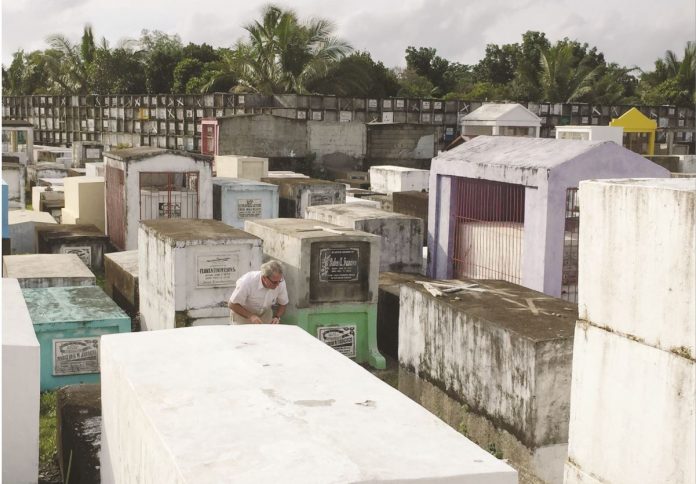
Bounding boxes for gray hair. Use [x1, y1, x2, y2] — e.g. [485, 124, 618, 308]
[260, 260, 284, 277]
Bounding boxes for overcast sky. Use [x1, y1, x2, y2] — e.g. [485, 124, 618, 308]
[2, 0, 694, 71]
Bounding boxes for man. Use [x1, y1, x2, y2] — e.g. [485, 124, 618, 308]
[228, 260, 289, 324]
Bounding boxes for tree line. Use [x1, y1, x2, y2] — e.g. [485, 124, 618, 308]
[2, 5, 694, 107]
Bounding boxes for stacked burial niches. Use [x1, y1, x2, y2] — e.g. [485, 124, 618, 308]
[103, 147, 213, 250]
[565, 179, 696, 483]
[138, 219, 263, 330]
[244, 218, 385, 369]
[427, 136, 670, 302]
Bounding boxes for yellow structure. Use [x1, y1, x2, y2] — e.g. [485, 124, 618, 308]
[609, 107, 656, 156]
[61, 176, 105, 233]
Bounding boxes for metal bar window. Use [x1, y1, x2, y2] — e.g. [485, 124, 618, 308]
[139, 171, 199, 220]
[561, 188, 580, 302]
[450, 177, 525, 284]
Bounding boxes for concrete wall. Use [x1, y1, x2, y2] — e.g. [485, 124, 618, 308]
[366, 124, 439, 168]
[108, 153, 213, 250]
[2, 278, 40, 484]
[565, 178, 695, 484]
[217, 114, 308, 159]
[399, 280, 576, 484]
[308, 121, 366, 174]
[8, 210, 56, 254]
[61, 176, 105, 232]
[100, 325, 517, 483]
[2, 163, 25, 208]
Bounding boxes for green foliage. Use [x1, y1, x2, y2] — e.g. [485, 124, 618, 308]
[308, 51, 399, 97]
[39, 391, 57, 469]
[638, 41, 695, 105]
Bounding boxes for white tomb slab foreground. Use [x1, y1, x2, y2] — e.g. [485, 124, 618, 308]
[100, 325, 517, 484]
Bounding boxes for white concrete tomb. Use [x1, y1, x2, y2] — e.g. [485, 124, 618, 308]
[214, 155, 268, 181]
[3, 253, 96, 288]
[100, 325, 517, 483]
[369, 165, 430, 194]
[8, 209, 56, 254]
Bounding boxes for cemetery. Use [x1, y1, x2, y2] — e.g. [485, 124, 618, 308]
[1, 82, 694, 482]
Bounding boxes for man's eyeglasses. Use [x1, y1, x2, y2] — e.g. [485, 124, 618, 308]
[264, 275, 283, 286]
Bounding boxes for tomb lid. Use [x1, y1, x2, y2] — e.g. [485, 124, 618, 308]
[141, 218, 261, 243]
[104, 250, 138, 278]
[3, 254, 94, 279]
[247, 218, 379, 241]
[585, 177, 696, 191]
[36, 223, 106, 240]
[22, 285, 129, 324]
[35, 162, 68, 170]
[392, 190, 429, 200]
[369, 165, 429, 173]
[104, 146, 212, 163]
[405, 279, 577, 342]
[212, 177, 278, 188]
[379, 271, 430, 297]
[306, 203, 417, 220]
[261, 177, 344, 187]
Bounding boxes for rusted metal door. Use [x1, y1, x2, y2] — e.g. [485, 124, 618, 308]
[450, 177, 525, 284]
[139, 172, 199, 220]
[105, 165, 126, 250]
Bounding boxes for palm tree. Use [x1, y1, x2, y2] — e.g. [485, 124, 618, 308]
[539, 42, 602, 102]
[232, 5, 352, 94]
[44, 25, 96, 94]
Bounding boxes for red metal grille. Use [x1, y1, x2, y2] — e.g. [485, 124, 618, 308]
[450, 177, 525, 284]
[139, 172, 199, 220]
[105, 165, 126, 250]
[561, 188, 579, 302]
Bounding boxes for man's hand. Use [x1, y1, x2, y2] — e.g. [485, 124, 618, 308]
[249, 315, 262, 324]
[270, 317, 280, 324]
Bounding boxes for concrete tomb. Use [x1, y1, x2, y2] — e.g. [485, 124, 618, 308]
[22, 285, 130, 391]
[428, 136, 670, 303]
[61, 176, 105, 232]
[2, 180, 11, 257]
[244, 218, 385, 368]
[265, 170, 310, 178]
[37, 188, 65, 221]
[261, 177, 346, 218]
[72, 141, 104, 168]
[214, 155, 269, 180]
[2, 157, 26, 208]
[399, 278, 577, 484]
[2, 278, 40, 484]
[392, 190, 429, 245]
[305, 203, 423, 273]
[104, 147, 213, 250]
[369, 165, 430, 194]
[2, 119, 34, 165]
[3, 253, 95, 288]
[8, 210, 56, 254]
[138, 219, 263, 330]
[32, 185, 64, 211]
[104, 250, 139, 317]
[100, 325, 518, 483]
[212, 177, 278, 229]
[36, 223, 109, 271]
[85, 162, 104, 177]
[564, 178, 696, 484]
[27, 161, 67, 188]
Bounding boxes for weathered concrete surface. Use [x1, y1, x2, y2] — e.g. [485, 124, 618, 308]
[27, 161, 67, 187]
[428, 136, 670, 298]
[578, 178, 696, 355]
[56, 384, 101, 484]
[369, 165, 430, 194]
[399, 279, 576, 483]
[261, 177, 346, 218]
[308, 121, 366, 174]
[61, 176, 105, 232]
[366, 124, 439, 168]
[104, 250, 139, 316]
[2, 159, 25, 208]
[8, 209, 56, 254]
[3, 253, 95, 288]
[2, 279, 40, 484]
[377, 272, 429, 360]
[72, 141, 104, 167]
[392, 190, 429, 245]
[305, 203, 423, 273]
[85, 162, 104, 177]
[100, 325, 517, 483]
[212, 177, 278, 229]
[138, 219, 263, 330]
[217, 114, 308, 159]
[565, 178, 696, 484]
[214, 155, 268, 181]
[36, 223, 109, 271]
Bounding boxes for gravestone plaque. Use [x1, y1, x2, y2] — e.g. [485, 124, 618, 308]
[317, 325, 357, 358]
[53, 337, 100, 376]
[196, 253, 238, 288]
[237, 199, 262, 218]
[61, 246, 92, 267]
[319, 248, 359, 282]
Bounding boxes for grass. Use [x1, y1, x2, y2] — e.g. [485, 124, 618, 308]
[39, 391, 58, 468]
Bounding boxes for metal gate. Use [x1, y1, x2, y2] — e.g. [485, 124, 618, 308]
[139, 172, 199, 220]
[561, 188, 580, 302]
[105, 165, 126, 250]
[451, 177, 525, 284]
